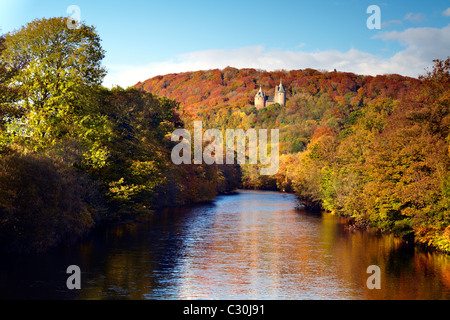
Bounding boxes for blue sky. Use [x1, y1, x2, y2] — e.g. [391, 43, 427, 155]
[1, 0, 450, 87]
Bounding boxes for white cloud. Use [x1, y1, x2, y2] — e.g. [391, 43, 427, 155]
[404, 12, 425, 23]
[381, 20, 402, 28]
[443, 8, 450, 17]
[374, 24, 450, 75]
[102, 47, 373, 88]
[103, 24, 450, 88]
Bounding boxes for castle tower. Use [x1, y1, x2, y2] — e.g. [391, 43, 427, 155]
[275, 80, 286, 106]
[255, 86, 266, 109]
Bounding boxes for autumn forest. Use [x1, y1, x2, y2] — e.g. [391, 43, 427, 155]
[139, 57, 450, 253]
[0, 17, 449, 255]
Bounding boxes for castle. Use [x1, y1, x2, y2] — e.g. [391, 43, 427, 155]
[254, 80, 286, 109]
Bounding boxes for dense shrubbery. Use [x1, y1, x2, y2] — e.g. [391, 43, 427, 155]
[0, 151, 97, 253]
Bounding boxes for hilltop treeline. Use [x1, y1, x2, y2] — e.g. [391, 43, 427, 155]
[0, 18, 240, 253]
[138, 61, 450, 252]
[137, 66, 419, 154]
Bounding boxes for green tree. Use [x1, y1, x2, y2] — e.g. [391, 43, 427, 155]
[0, 35, 22, 147]
[1, 17, 106, 155]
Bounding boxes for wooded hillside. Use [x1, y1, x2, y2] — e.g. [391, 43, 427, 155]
[137, 62, 450, 253]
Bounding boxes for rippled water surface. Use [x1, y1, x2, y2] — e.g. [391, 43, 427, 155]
[1, 190, 449, 299]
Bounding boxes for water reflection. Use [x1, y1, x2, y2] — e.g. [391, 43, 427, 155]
[0, 190, 449, 299]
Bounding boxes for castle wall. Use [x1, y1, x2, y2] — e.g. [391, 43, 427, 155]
[275, 93, 286, 106]
[255, 96, 265, 109]
[265, 101, 277, 107]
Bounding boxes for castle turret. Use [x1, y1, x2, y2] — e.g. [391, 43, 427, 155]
[275, 80, 286, 106]
[255, 86, 266, 109]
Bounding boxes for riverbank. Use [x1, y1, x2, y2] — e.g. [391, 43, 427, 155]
[241, 186, 450, 255]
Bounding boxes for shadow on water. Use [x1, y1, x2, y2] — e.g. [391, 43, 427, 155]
[0, 190, 449, 300]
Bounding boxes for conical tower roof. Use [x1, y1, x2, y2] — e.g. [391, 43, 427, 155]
[256, 86, 265, 97]
[277, 80, 285, 93]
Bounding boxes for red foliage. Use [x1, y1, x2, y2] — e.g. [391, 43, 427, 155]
[134, 68, 420, 116]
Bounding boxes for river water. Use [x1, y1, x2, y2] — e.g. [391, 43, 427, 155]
[1, 190, 449, 299]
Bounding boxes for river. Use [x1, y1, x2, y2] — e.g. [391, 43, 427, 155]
[1, 190, 449, 299]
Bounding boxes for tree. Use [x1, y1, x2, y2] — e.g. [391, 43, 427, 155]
[0, 35, 22, 147]
[0, 151, 97, 253]
[1, 17, 106, 152]
[0, 18, 109, 253]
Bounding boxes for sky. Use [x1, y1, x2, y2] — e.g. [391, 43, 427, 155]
[1, 0, 450, 88]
